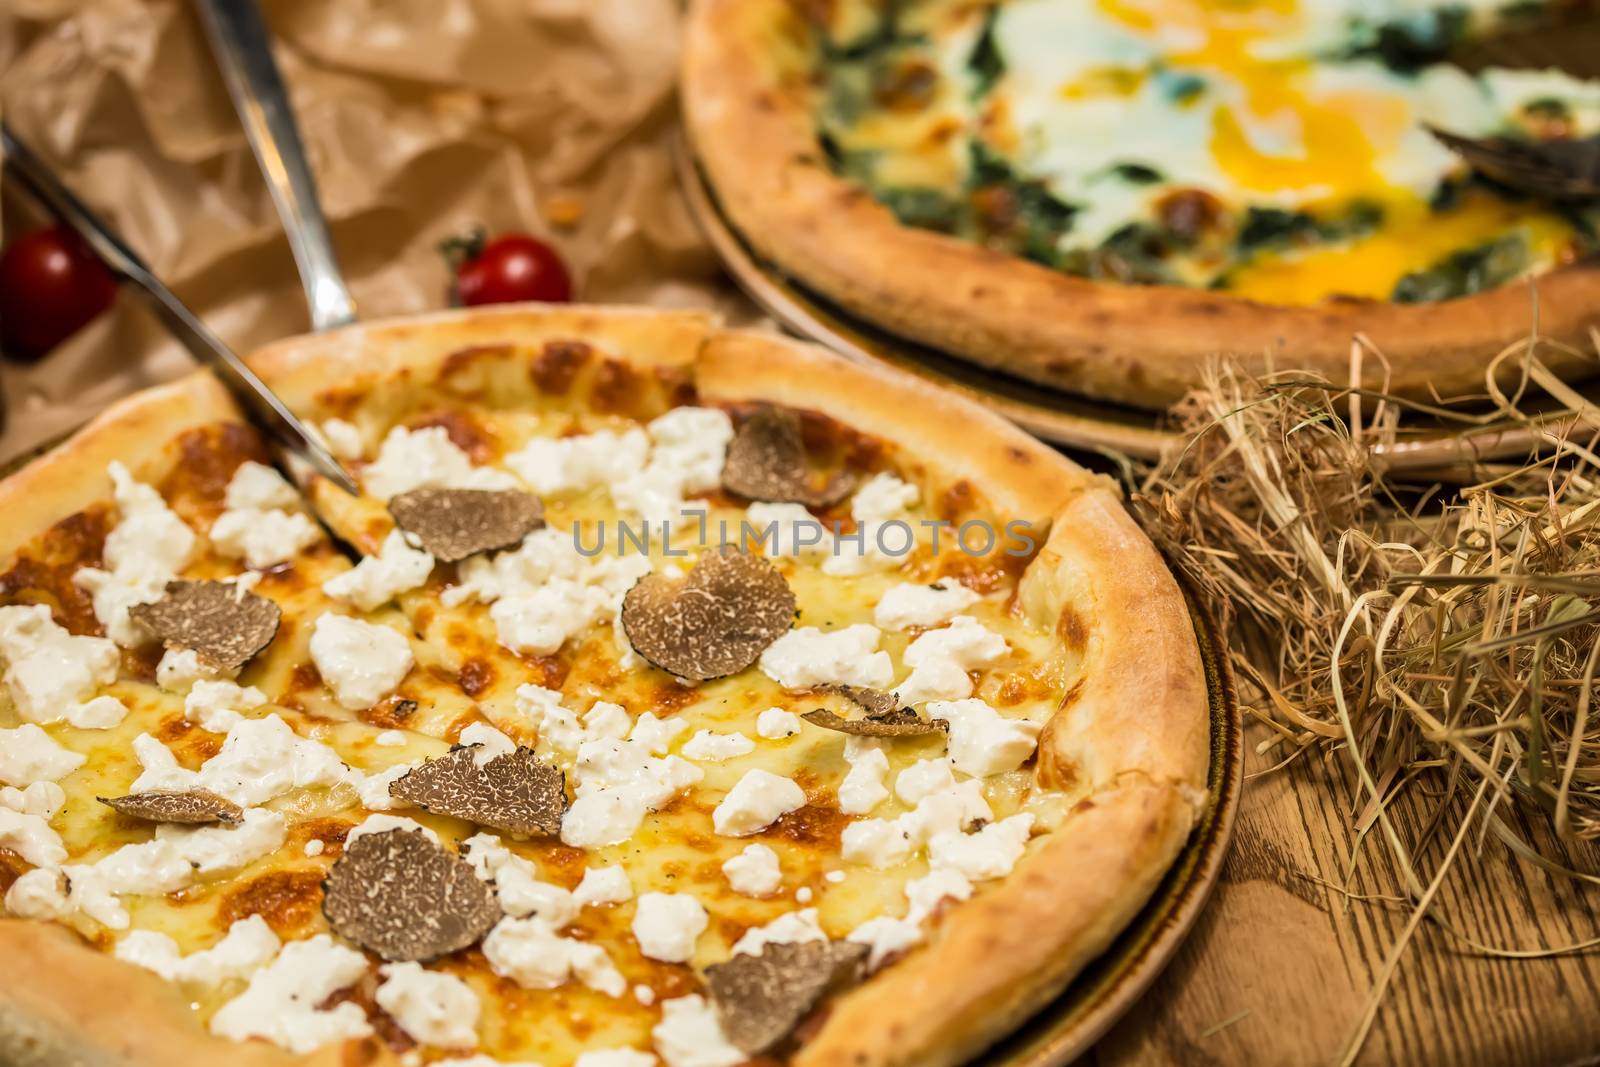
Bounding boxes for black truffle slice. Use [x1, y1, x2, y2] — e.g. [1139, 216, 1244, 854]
[721, 406, 855, 508]
[322, 828, 500, 962]
[803, 685, 947, 737]
[98, 789, 243, 825]
[129, 580, 280, 670]
[389, 487, 544, 563]
[389, 745, 566, 837]
[705, 940, 869, 1054]
[621, 547, 796, 681]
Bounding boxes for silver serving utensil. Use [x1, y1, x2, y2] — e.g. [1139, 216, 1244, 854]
[193, 0, 357, 334]
[0, 122, 360, 495]
[1428, 125, 1600, 201]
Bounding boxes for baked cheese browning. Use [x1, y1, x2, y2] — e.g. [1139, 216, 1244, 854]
[812, 0, 1600, 306]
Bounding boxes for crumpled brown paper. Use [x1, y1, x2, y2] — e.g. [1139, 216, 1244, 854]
[0, 0, 761, 461]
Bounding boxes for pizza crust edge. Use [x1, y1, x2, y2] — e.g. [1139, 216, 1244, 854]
[680, 0, 1600, 412]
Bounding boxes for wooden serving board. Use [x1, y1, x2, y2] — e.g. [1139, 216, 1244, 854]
[1088, 731, 1600, 1067]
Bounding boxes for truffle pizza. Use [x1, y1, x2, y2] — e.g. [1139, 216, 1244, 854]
[0, 306, 1206, 1067]
[683, 0, 1600, 408]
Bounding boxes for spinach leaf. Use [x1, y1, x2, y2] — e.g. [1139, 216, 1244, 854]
[968, 6, 1004, 99]
[1392, 235, 1528, 302]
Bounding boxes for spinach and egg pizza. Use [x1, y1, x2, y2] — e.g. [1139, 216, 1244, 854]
[683, 0, 1600, 408]
[0, 306, 1207, 1067]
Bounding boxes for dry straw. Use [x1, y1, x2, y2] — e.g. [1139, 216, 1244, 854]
[1130, 329, 1600, 1062]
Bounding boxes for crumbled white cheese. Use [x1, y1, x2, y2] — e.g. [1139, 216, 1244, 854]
[355, 762, 415, 811]
[209, 462, 321, 570]
[459, 721, 517, 765]
[840, 778, 992, 869]
[131, 715, 352, 807]
[309, 614, 414, 710]
[47, 808, 287, 929]
[115, 915, 279, 985]
[462, 833, 574, 924]
[635, 984, 657, 1006]
[847, 868, 975, 970]
[210, 934, 373, 1053]
[755, 708, 802, 739]
[573, 865, 634, 907]
[712, 769, 805, 837]
[303, 839, 326, 857]
[0, 604, 125, 727]
[894, 757, 957, 806]
[722, 843, 782, 896]
[210, 508, 322, 571]
[652, 994, 745, 1067]
[743, 502, 829, 558]
[448, 528, 651, 656]
[0, 801, 66, 867]
[927, 813, 1036, 881]
[71, 462, 197, 646]
[318, 418, 365, 460]
[183, 679, 266, 733]
[4, 868, 68, 920]
[0, 724, 84, 787]
[837, 740, 890, 816]
[851, 472, 920, 520]
[926, 698, 1042, 778]
[155, 647, 233, 694]
[362, 425, 518, 501]
[482, 914, 626, 996]
[631, 892, 708, 964]
[824, 869, 846, 884]
[628, 712, 688, 755]
[680, 730, 755, 762]
[730, 908, 828, 956]
[561, 736, 702, 849]
[796, 886, 814, 903]
[322, 529, 435, 610]
[0, 781, 64, 819]
[758, 624, 893, 690]
[608, 408, 734, 523]
[503, 427, 651, 495]
[894, 616, 1010, 705]
[375, 961, 480, 1049]
[873, 578, 980, 631]
[375, 729, 408, 747]
[821, 472, 922, 577]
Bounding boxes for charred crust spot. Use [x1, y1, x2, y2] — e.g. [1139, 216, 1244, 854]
[0, 505, 113, 636]
[440, 344, 514, 383]
[761, 805, 849, 850]
[219, 869, 327, 936]
[158, 422, 269, 510]
[531, 340, 593, 395]
[458, 658, 495, 698]
[364, 697, 419, 730]
[289, 662, 322, 694]
[1057, 605, 1090, 652]
[937, 480, 978, 522]
[409, 410, 496, 464]
[591, 359, 642, 415]
[519, 654, 568, 690]
[0, 847, 27, 894]
[656, 368, 699, 409]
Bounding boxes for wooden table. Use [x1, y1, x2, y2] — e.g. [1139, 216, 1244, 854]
[1091, 724, 1600, 1067]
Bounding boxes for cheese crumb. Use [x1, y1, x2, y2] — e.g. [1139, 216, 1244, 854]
[755, 708, 802, 739]
[309, 614, 414, 710]
[652, 993, 745, 1067]
[631, 892, 708, 964]
[375, 961, 481, 1049]
[712, 769, 805, 837]
[722, 843, 782, 897]
[873, 578, 980, 631]
[209, 934, 373, 1053]
[323, 529, 435, 610]
[758, 624, 893, 690]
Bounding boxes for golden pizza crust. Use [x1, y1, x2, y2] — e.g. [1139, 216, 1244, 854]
[0, 304, 1208, 1066]
[0, 372, 241, 561]
[680, 0, 1600, 411]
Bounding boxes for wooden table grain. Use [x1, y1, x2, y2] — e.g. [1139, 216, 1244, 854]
[1090, 724, 1600, 1067]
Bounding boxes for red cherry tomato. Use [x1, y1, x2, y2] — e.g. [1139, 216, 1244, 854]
[0, 225, 118, 360]
[454, 233, 572, 306]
